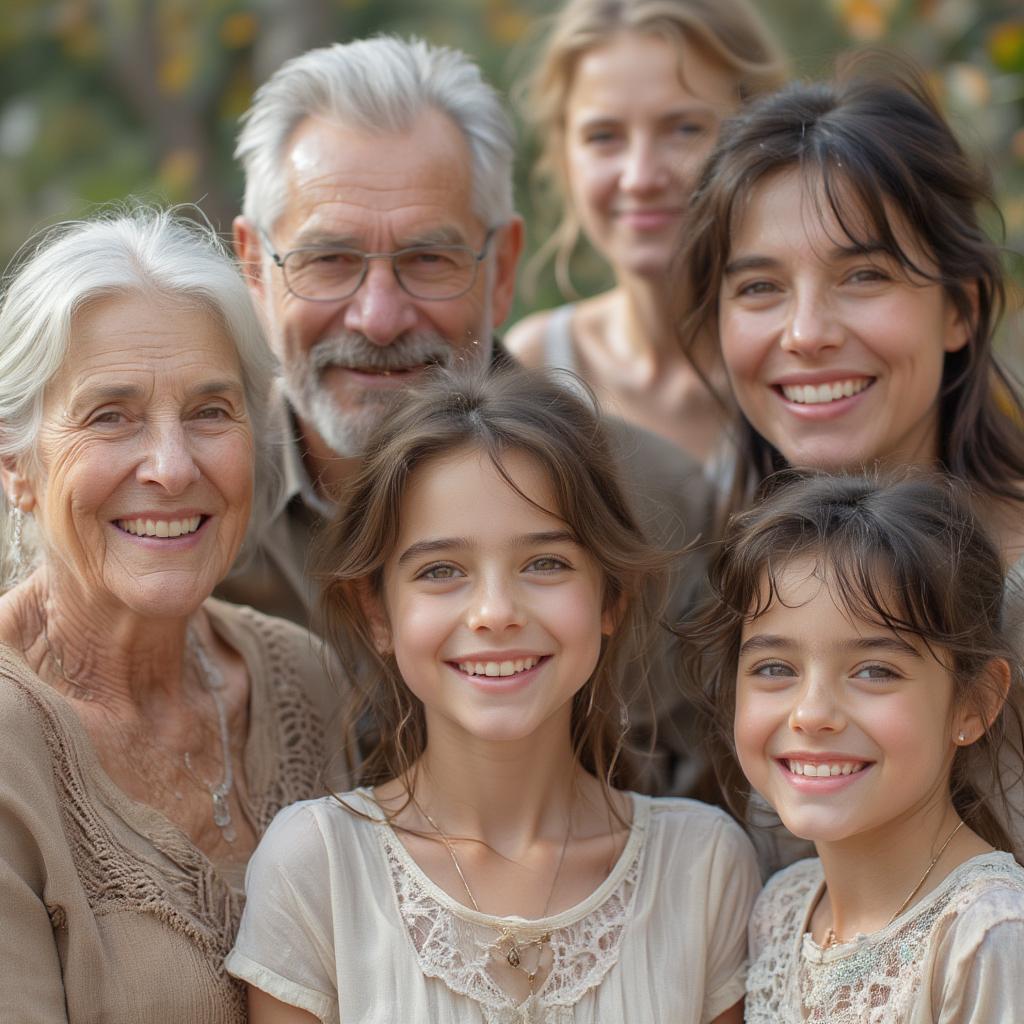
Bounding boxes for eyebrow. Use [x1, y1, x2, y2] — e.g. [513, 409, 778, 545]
[69, 378, 243, 412]
[738, 633, 921, 658]
[396, 530, 578, 567]
[723, 243, 890, 278]
[291, 226, 468, 250]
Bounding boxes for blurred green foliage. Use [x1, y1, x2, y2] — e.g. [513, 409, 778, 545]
[2, 0, 1021, 344]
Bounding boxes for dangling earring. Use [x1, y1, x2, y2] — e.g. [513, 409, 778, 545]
[10, 506, 24, 575]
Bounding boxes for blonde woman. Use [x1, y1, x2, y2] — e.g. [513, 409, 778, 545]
[507, 0, 786, 465]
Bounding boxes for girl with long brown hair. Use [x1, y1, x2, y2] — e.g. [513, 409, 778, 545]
[686, 473, 1024, 1022]
[227, 368, 759, 1023]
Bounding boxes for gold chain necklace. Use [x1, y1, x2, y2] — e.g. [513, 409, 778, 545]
[419, 803, 572, 995]
[823, 818, 965, 948]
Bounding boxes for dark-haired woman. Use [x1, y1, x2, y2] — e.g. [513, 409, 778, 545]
[677, 55, 1024, 853]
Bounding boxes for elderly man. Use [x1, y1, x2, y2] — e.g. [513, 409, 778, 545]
[217, 36, 708, 794]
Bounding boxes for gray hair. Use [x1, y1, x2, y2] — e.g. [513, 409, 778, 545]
[0, 204, 281, 586]
[236, 35, 516, 231]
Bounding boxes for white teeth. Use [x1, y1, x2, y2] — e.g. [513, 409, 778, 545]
[117, 515, 202, 538]
[458, 656, 540, 677]
[787, 760, 866, 777]
[781, 378, 871, 405]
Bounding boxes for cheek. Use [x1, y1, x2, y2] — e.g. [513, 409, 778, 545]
[566, 152, 616, 218]
[733, 686, 777, 773]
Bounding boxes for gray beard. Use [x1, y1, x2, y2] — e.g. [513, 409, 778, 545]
[282, 330, 459, 458]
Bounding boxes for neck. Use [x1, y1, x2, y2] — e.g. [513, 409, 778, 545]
[13, 569, 196, 712]
[409, 710, 585, 854]
[296, 415, 363, 500]
[612, 275, 677, 359]
[814, 799, 984, 940]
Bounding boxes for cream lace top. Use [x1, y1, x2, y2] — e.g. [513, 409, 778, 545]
[227, 790, 760, 1023]
[746, 853, 1024, 1023]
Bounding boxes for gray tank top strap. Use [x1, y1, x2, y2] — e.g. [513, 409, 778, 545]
[542, 303, 578, 372]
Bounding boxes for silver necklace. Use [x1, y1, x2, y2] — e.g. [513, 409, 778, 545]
[183, 628, 236, 843]
[823, 818, 965, 948]
[419, 802, 571, 994]
[41, 621, 236, 843]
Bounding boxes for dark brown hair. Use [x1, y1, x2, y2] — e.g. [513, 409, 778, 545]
[678, 53, 1024, 523]
[683, 472, 1024, 855]
[316, 366, 669, 808]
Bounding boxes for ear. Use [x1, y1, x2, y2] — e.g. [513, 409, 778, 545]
[488, 216, 524, 330]
[233, 216, 265, 300]
[942, 281, 977, 355]
[354, 578, 392, 656]
[0, 455, 36, 514]
[953, 657, 1010, 746]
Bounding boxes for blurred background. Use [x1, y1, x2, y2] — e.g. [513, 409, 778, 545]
[2, 0, 1022, 335]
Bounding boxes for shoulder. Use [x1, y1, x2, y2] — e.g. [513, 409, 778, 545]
[504, 305, 571, 368]
[250, 793, 374, 875]
[0, 649, 62, 767]
[749, 858, 822, 958]
[934, 855, 1024, 947]
[603, 418, 709, 543]
[641, 796, 757, 870]
[206, 597, 338, 706]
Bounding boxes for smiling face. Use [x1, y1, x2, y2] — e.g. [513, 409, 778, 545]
[379, 446, 611, 747]
[718, 169, 970, 471]
[734, 557, 966, 846]
[236, 108, 520, 458]
[17, 293, 254, 619]
[564, 30, 737, 280]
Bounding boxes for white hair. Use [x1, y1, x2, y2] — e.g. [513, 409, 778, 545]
[0, 204, 281, 585]
[236, 35, 516, 231]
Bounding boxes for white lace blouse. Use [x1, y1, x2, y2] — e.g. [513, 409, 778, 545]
[746, 852, 1024, 1023]
[226, 790, 760, 1023]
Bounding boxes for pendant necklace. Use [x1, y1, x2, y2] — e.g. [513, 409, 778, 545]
[183, 627, 236, 843]
[42, 620, 237, 843]
[419, 802, 572, 995]
[823, 818, 965, 948]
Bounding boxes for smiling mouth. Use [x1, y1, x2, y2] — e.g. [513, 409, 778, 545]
[115, 515, 205, 538]
[779, 378, 874, 405]
[783, 759, 870, 777]
[455, 655, 545, 678]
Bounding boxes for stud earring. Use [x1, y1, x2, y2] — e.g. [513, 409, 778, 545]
[957, 731, 966, 744]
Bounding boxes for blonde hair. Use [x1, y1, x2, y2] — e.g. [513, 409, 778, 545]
[521, 0, 787, 297]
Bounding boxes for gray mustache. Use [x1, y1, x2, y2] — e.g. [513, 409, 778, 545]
[310, 332, 453, 372]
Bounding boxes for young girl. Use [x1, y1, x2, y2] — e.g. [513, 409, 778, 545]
[687, 473, 1024, 1022]
[226, 368, 760, 1023]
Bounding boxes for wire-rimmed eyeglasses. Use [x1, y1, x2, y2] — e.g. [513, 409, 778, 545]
[258, 228, 496, 302]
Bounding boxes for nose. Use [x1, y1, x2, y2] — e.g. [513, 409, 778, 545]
[780, 286, 844, 358]
[619, 136, 669, 195]
[137, 421, 201, 494]
[465, 574, 526, 634]
[342, 257, 418, 347]
[789, 674, 845, 735]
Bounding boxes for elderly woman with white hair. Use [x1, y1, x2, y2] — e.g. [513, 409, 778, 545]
[0, 207, 341, 1022]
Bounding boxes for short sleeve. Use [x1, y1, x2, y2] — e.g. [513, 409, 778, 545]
[226, 802, 339, 1024]
[702, 816, 762, 1023]
[932, 892, 1024, 1024]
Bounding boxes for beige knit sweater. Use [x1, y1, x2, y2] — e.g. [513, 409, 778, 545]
[0, 598, 344, 1023]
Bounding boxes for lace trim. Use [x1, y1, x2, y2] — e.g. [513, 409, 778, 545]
[746, 855, 1024, 1024]
[377, 810, 645, 1024]
[0, 613, 330, 1024]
